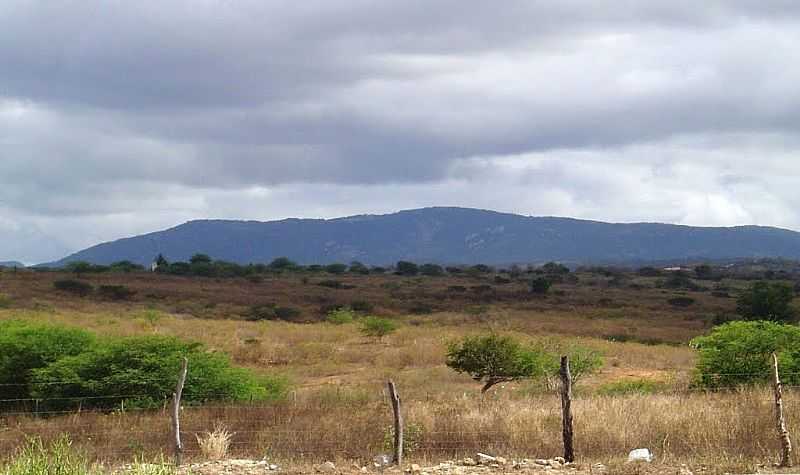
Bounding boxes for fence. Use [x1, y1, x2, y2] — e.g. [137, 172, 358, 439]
[0, 356, 797, 468]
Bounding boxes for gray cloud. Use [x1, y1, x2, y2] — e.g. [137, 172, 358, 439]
[2, 1, 800, 263]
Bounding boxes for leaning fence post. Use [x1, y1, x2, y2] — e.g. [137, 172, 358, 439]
[560, 356, 575, 463]
[172, 357, 188, 466]
[772, 353, 793, 467]
[387, 380, 403, 466]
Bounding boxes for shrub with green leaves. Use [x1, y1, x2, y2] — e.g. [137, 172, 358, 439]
[326, 307, 355, 324]
[446, 334, 552, 393]
[359, 316, 399, 340]
[447, 334, 602, 393]
[736, 281, 796, 322]
[30, 335, 271, 409]
[0, 321, 95, 399]
[691, 320, 800, 388]
[53, 279, 93, 297]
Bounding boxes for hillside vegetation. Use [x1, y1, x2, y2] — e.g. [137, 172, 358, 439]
[0, 260, 799, 473]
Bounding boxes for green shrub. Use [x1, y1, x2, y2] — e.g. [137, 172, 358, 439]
[736, 281, 796, 322]
[245, 304, 277, 321]
[30, 335, 271, 410]
[324, 263, 347, 275]
[395, 261, 419, 276]
[0, 321, 95, 399]
[598, 379, 668, 396]
[446, 334, 552, 393]
[317, 280, 355, 289]
[691, 320, 800, 388]
[529, 277, 552, 294]
[326, 307, 355, 324]
[0, 293, 11, 308]
[419, 263, 444, 276]
[53, 279, 93, 297]
[97, 284, 136, 301]
[274, 306, 302, 322]
[1, 435, 96, 475]
[359, 316, 399, 340]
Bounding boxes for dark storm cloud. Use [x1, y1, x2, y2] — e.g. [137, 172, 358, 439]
[2, 1, 800, 262]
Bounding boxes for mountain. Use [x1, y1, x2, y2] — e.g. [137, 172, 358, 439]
[47, 207, 800, 267]
[0, 261, 25, 268]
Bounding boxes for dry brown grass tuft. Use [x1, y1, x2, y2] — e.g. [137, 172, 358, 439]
[195, 425, 233, 461]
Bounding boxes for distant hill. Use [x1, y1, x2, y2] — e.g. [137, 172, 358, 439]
[47, 207, 800, 267]
[0, 261, 25, 268]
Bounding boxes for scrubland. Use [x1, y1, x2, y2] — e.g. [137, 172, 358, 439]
[0, 268, 795, 473]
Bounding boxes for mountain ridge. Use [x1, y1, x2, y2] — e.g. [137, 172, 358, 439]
[46, 207, 800, 267]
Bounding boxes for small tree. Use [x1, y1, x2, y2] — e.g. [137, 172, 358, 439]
[359, 317, 398, 341]
[419, 263, 444, 277]
[736, 281, 796, 322]
[529, 277, 552, 294]
[268, 257, 299, 272]
[446, 334, 550, 393]
[348, 261, 370, 275]
[396, 261, 419, 276]
[65, 261, 94, 278]
[691, 321, 800, 388]
[325, 263, 348, 275]
[190, 254, 212, 265]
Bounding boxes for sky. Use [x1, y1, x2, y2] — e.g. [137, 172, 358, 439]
[2, 1, 800, 264]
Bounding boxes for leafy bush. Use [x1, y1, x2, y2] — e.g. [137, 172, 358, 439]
[446, 334, 551, 393]
[326, 307, 356, 324]
[736, 281, 796, 322]
[529, 277, 552, 294]
[691, 321, 800, 388]
[359, 316, 399, 340]
[324, 263, 347, 275]
[97, 284, 136, 301]
[419, 263, 444, 276]
[668, 296, 695, 307]
[30, 335, 272, 410]
[274, 306, 302, 322]
[245, 304, 277, 321]
[317, 280, 355, 289]
[447, 334, 603, 394]
[0, 321, 95, 399]
[0, 293, 11, 308]
[53, 279, 93, 297]
[395, 261, 419, 276]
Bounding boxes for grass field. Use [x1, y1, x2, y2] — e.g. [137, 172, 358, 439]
[0, 267, 796, 473]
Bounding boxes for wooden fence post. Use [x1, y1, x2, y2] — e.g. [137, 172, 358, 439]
[772, 353, 793, 467]
[560, 356, 575, 463]
[387, 380, 403, 466]
[172, 358, 188, 467]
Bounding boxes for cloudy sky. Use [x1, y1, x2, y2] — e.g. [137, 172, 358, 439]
[2, 1, 800, 263]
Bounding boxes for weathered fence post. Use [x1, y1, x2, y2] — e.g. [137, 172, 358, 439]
[172, 357, 188, 467]
[387, 380, 403, 466]
[560, 356, 575, 463]
[772, 353, 793, 467]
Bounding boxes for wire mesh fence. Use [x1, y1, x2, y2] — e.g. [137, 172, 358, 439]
[0, 371, 798, 465]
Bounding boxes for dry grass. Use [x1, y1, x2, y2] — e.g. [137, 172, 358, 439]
[195, 425, 233, 461]
[0, 388, 795, 473]
[0, 270, 777, 472]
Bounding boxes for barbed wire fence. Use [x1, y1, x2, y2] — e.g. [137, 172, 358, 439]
[0, 357, 797, 467]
